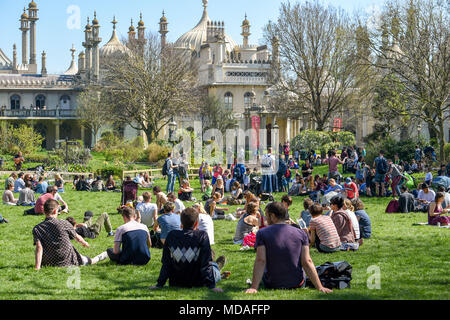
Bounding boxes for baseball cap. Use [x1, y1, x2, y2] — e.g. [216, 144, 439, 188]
[345, 177, 352, 184]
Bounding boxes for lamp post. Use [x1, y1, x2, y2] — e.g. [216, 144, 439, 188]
[168, 119, 177, 146]
[272, 122, 280, 156]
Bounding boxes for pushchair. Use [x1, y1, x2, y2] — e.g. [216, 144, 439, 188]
[249, 176, 263, 197]
[121, 180, 139, 205]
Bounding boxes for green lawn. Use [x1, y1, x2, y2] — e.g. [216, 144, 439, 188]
[0, 176, 448, 300]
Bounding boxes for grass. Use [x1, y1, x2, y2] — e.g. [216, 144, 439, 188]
[0, 172, 449, 300]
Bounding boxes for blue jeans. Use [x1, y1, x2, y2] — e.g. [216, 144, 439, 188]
[211, 262, 221, 283]
[262, 175, 274, 193]
[166, 173, 176, 193]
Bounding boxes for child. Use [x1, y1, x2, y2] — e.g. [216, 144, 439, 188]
[202, 180, 213, 201]
[298, 198, 314, 229]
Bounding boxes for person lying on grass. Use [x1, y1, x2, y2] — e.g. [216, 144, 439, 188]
[33, 199, 104, 270]
[245, 202, 332, 294]
[91, 206, 151, 266]
[66, 211, 114, 239]
[149, 207, 229, 293]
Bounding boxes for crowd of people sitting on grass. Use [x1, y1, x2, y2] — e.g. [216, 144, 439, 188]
[1, 145, 448, 295]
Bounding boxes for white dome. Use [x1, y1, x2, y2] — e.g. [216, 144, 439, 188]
[174, 2, 237, 54]
[100, 29, 130, 58]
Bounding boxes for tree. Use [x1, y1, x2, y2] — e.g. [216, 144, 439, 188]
[102, 32, 200, 144]
[372, 74, 409, 137]
[77, 87, 112, 147]
[359, 0, 449, 162]
[200, 96, 237, 134]
[264, 1, 366, 130]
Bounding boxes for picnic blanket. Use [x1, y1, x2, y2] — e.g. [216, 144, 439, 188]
[412, 222, 450, 228]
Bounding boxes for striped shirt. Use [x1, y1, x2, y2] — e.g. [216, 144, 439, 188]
[309, 215, 341, 248]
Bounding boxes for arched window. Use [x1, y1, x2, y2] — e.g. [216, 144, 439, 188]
[224, 92, 233, 110]
[10, 95, 20, 110]
[59, 95, 71, 109]
[35, 95, 46, 109]
[244, 92, 254, 109]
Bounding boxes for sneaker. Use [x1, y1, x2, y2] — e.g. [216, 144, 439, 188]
[216, 255, 226, 271]
[240, 245, 251, 251]
[107, 231, 115, 237]
[3, 218, 9, 223]
[225, 213, 237, 221]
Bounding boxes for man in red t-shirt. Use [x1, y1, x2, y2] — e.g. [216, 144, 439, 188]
[24, 186, 57, 216]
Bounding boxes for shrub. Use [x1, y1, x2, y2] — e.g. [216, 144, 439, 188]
[96, 166, 123, 179]
[53, 143, 92, 165]
[146, 143, 170, 163]
[365, 137, 426, 165]
[0, 125, 44, 156]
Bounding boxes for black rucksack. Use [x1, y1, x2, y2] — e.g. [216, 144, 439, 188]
[376, 157, 388, 174]
[178, 165, 187, 177]
[162, 159, 170, 176]
[306, 261, 353, 290]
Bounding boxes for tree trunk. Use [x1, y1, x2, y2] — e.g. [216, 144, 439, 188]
[438, 119, 445, 163]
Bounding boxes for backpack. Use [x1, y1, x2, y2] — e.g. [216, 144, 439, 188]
[203, 168, 211, 179]
[306, 261, 353, 290]
[376, 157, 388, 175]
[178, 165, 187, 177]
[285, 168, 291, 179]
[162, 159, 170, 176]
[261, 155, 272, 168]
[385, 199, 399, 213]
[233, 165, 243, 180]
[150, 230, 164, 249]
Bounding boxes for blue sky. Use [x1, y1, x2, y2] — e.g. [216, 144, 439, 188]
[0, 0, 384, 74]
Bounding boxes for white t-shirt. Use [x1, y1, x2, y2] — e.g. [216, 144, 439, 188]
[418, 189, 436, 202]
[425, 172, 433, 182]
[114, 220, 150, 243]
[345, 210, 360, 240]
[136, 202, 158, 227]
[54, 192, 64, 203]
[174, 198, 186, 214]
[198, 213, 214, 245]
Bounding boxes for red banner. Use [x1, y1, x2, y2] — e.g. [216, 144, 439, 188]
[333, 118, 342, 132]
[251, 116, 260, 149]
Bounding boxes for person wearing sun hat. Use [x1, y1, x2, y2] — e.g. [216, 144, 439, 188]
[344, 177, 359, 200]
